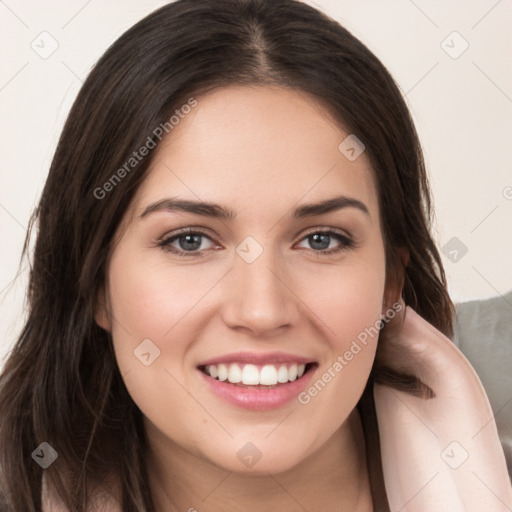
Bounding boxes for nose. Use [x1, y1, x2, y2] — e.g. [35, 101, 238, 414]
[221, 243, 300, 336]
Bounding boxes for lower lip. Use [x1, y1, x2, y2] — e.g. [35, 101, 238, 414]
[197, 365, 317, 411]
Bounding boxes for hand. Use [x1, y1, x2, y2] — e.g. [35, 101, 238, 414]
[373, 301, 512, 512]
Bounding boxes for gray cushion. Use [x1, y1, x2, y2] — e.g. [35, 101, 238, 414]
[453, 291, 512, 477]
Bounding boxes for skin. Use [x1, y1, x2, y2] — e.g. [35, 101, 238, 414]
[95, 85, 401, 511]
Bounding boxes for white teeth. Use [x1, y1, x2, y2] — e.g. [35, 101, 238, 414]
[241, 364, 260, 385]
[208, 365, 218, 379]
[228, 363, 242, 383]
[217, 364, 228, 381]
[259, 365, 278, 385]
[277, 365, 289, 383]
[203, 362, 310, 385]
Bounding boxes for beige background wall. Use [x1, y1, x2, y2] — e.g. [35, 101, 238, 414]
[1, 0, 511, 366]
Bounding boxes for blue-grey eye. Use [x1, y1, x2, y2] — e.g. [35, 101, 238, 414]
[177, 233, 203, 251]
[297, 230, 352, 252]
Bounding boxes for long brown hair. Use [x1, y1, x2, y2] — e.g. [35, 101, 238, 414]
[0, 0, 454, 510]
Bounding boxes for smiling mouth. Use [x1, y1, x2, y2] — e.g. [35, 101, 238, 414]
[198, 362, 318, 388]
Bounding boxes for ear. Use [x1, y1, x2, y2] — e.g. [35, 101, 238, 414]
[94, 284, 111, 332]
[382, 247, 409, 315]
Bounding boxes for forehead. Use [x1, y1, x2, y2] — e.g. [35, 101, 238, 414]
[132, 85, 379, 223]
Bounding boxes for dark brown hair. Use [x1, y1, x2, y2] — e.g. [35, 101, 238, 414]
[0, 0, 454, 510]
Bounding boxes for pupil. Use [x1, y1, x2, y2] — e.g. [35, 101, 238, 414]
[180, 234, 201, 251]
[310, 233, 329, 250]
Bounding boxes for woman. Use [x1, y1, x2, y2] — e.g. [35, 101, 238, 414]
[0, 0, 510, 510]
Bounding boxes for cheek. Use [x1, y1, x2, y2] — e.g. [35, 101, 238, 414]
[296, 248, 386, 348]
[292, 247, 386, 408]
[107, 251, 215, 344]
[105, 250, 208, 425]
[297, 299, 382, 423]
[307, 271, 384, 340]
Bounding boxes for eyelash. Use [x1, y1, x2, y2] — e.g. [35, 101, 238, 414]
[156, 227, 355, 258]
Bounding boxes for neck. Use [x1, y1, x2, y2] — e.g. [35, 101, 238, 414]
[146, 408, 374, 512]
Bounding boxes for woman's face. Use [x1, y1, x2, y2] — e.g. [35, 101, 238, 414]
[97, 85, 391, 474]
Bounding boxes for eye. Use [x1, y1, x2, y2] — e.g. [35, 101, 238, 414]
[157, 227, 217, 257]
[295, 229, 354, 255]
[157, 227, 355, 258]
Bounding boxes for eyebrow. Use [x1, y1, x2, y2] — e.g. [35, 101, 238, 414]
[139, 194, 370, 220]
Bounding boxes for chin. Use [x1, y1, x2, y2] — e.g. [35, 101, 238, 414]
[202, 437, 312, 476]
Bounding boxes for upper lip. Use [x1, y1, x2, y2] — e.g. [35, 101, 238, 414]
[197, 351, 315, 367]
